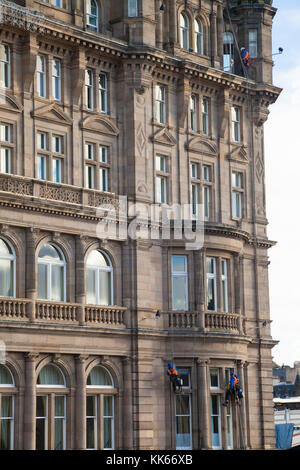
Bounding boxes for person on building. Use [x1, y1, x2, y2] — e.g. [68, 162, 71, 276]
[166, 362, 182, 392]
[223, 372, 243, 406]
[241, 47, 250, 67]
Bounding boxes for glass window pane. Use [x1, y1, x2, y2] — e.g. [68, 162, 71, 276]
[0, 258, 13, 297]
[206, 257, 215, 275]
[54, 418, 64, 450]
[207, 278, 216, 311]
[172, 275, 188, 311]
[1, 395, 13, 417]
[0, 365, 13, 386]
[87, 366, 113, 387]
[37, 263, 48, 300]
[87, 250, 109, 268]
[175, 395, 190, 415]
[86, 268, 96, 305]
[36, 396, 47, 450]
[99, 270, 112, 306]
[210, 369, 219, 388]
[104, 418, 113, 449]
[172, 256, 186, 273]
[51, 264, 64, 301]
[0, 417, 13, 450]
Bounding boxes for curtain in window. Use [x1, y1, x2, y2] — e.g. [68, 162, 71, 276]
[37, 364, 65, 386]
[0, 365, 13, 386]
[87, 366, 113, 387]
[0, 395, 13, 450]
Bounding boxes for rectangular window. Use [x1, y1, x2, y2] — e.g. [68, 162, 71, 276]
[232, 107, 241, 143]
[52, 0, 63, 7]
[86, 395, 97, 450]
[52, 58, 61, 101]
[99, 145, 108, 164]
[191, 183, 198, 218]
[0, 123, 11, 143]
[249, 29, 258, 58]
[0, 395, 14, 450]
[37, 55, 46, 98]
[156, 85, 166, 124]
[36, 395, 48, 450]
[190, 95, 198, 132]
[203, 165, 212, 221]
[226, 401, 233, 449]
[177, 368, 191, 388]
[103, 396, 114, 450]
[99, 73, 107, 113]
[175, 395, 192, 450]
[221, 259, 228, 313]
[206, 257, 217, 311]
[86, 0, 98, 31]
[156, 175, 167, 203]
[210, 369, 219, 389]
[210, 395, 222, 449]
[85, 69, 94, 110]
[171, 255, 188, 311]
[232, 171, 243, 219]
[202, 97, 209, 135]
[0, 44, 10, 89]
[0, 148, 11, 174]
[86, 164, 95, 189]
[156, 155, 166, 172]
[85, 143, 95, 161]
[191, 163, 198, 179]
[128, 0, 138, 17]
[37, 155, 47, 180]
[38, 132, 47, 151]
[100, 167, 109, 192]
[54, 395, 66, 450]
[52, 135, 63, 154]
[52, 158, 62, 183]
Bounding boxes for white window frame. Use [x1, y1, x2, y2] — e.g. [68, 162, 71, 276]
[86, 0, 98, 32]
[37, 54, 46, 98]
[103, 395, 114, 450]
[0, 237, 16, 298]
[171, 255, 188, 311]
[206, 256, 217, 312]
[36, 395, 49, 450]
[52, 58, 61, 102]
[0, 44, 10, 89]
[52, 158, 62, 183]
[86, 395, 98, 450]
[86, 251, 114, 306]
[194, 19, 204, 54]
[37, 244, 66, 302]
[232, 171, 243, 219]
[221, 259, 229, 313]
[210, 395, 222, 450]
[37, 155, 47, 180]
[223, 32, 234, 73]
[99, 73, 107, 114]
[85, 69, 94, 110]
[249, 29, 258, 58]
[210, 368, 220, 390]
[190, 94, 198, 132]
[155, 85, 166, 124]
[232, 106, 241, 143]
[175, 394, 192, 450]
[0, 394, 14, 450]
[179, 12, 189, 50]
[128, 0, 138, 17]
[202, 97, 209, 136]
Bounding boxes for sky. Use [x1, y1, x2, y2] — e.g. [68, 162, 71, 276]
[264, 0, 300, 366]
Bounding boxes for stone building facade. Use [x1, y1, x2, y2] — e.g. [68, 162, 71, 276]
[0, 0, 281, 450]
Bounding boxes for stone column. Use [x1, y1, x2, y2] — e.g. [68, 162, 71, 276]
[75, 235, 87, 325]
[217, 4, 224, 65]
[122, 357, 134, 449]
[210, 10, 217, 67]
[155, 0, 163, 49]
[23, 353, 38, 450]
[25, 228, 39, 321]
[197, 359, 210, 449]
[75, 355, 87, 450]
[237, 360, 247, 449]
[169, 0, 177, 45]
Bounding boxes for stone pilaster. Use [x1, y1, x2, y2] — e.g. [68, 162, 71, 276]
[197, 359, 210, 449]
[75, 355, 87, 450]
[23, 352, 38, 450]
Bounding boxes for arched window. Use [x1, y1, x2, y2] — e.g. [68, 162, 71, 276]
[223, 32, 235, 73]
[0, 237, 15, 298]
[0, 364, 15, 450]
[86, 250, 113, 306]
[179, 12, 189, 49]
[36, 364, 67, 450]
[37, 243, 66, 302]
[86, 365, 115, 450]
[194, 19, 204, 54]
[86, 0, 98, 32]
